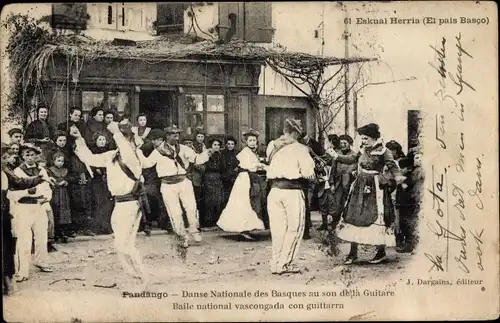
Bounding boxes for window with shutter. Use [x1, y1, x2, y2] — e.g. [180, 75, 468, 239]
[51, 3, 88, 30]
[217, 2, 243, 41]
[156, 3, 187, 34]
[243, 2, 273, 43]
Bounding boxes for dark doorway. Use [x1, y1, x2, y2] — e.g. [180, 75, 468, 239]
[265, 107, 307, 143]
[139, 91, 178, 129]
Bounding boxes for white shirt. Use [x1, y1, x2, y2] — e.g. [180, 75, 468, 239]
[266, 142, 315, 180]
[7, 165, 52, 202]
[74, 132, 141, 196]
[1, 171, 8, 191]
[237, 147, 262, 172]
[137, 144, 209, 177]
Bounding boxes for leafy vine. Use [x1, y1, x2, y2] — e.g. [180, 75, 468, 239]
[2, 14, 57, 126]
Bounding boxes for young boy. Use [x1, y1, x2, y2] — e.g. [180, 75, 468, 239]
[8, 128, 24, 145]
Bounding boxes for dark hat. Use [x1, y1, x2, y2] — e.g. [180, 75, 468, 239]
[242, 128, 260, 139]
[284, 118, 303, 135]
[8, 128, 23, 136]
[339, 134, 354, 145]
[19, 143, 42, 155]
[357, 123, 380, 139]
[147, 128, 165, 140]
[181, 132, 194, 142]
[164, 125, 182, 135]
[386, 140, 403, 151]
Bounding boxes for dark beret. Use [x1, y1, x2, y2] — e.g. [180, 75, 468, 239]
[357, 123, 380, 139]
[147, 129, 165, 140]
[8, 128, 23, 136]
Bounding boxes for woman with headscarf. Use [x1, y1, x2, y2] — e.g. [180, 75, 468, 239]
[200, 137, 225, 228]
[326, 123, 405, 264]
[217, 129, 266, 240]
[24, 104, 55, 165]
[221, 135, 239, 208]
[88, 132, 114, 234]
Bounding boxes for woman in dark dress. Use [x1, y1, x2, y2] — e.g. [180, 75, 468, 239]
[24, 104, 55, 165]
[327, 123, 406, 265]
[221, 136, 239, 208]
[201, 138, 225, 228]
[88, 132, 114, 234]
[67, 146, 95, 237]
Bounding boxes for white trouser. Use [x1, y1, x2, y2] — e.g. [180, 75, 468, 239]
[44, 204, 55, 240]
[160, 178, 199, 238]
[267, 188, 306, 273]
[111, 201, 145, 279]
[11, 203, 49, 278]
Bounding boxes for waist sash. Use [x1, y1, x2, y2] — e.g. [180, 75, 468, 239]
[115, 193, 138, 203]
[270, 178, 304, 190]
[160, 174, 186, 185]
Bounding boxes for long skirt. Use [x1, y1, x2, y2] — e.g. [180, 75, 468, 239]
[91, 179, 114, 234]
[201, 172, 224, 227]
[51, 186, 72, 225]
[217, 172, 265, 232]
[336, 172, 396, 247]
[69, 181, 93, 231]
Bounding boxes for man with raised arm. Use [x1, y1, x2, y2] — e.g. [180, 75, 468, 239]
[137, 125, 209, 248]
[266, 119, 315, 275]
[69, 120, 148, 289]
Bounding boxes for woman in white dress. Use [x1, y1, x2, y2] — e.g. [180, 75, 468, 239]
[217, 129, 266, 240]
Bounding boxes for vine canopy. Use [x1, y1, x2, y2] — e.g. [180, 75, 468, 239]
[3, 13, 375, 123]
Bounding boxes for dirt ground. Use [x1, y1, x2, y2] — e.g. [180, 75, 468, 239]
[3, 212, 413, 322]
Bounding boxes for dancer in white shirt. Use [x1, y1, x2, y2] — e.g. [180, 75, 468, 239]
[137, 125, 209, 248]
[8, 143, 54, 282]
[70, 121, 148, 288]
[266, 119, 315, 275]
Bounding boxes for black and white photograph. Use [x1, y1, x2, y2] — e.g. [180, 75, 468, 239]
[1, 2, 498, 321]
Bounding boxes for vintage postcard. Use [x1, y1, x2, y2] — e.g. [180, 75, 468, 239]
[1, 1, 498, 322]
